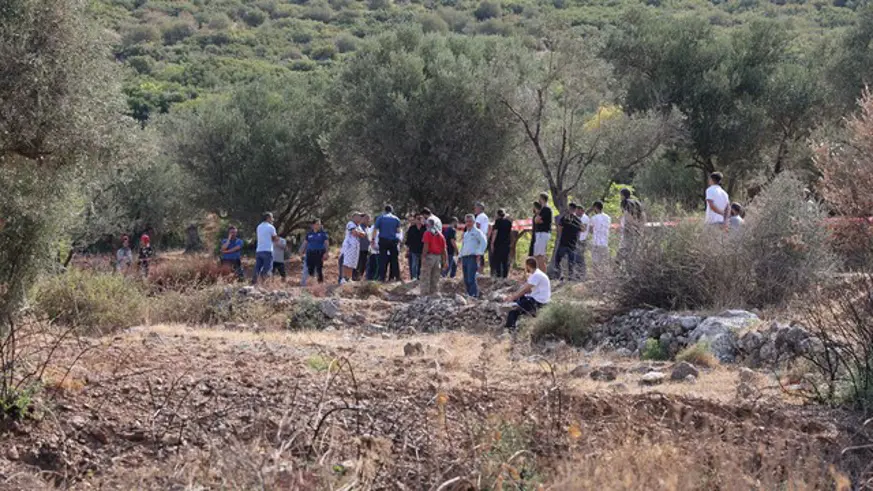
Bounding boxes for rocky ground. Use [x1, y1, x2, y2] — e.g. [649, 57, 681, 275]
[2, 271, 872, 489]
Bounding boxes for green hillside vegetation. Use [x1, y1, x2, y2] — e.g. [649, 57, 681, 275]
[91, 0, 863, 123]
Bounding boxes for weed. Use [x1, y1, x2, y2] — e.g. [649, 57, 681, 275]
[641, 338, 669, 361]
[32, 269, 146, 333]
[675, 342, 718, 368]
[306, 355, 331, 372]
[0, 384, 37, 422]
[529, 301, 595, 346]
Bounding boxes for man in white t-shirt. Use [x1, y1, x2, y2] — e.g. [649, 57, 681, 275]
[705, 171, 730, 232]
[253, 212, 279, 285]
[504, 257, 551, 330]
[575, 205, 590, 280]
[587, 201, 612, 277]
[474, 202, 489, 271]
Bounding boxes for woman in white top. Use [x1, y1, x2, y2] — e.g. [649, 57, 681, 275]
[503, 257, 551, 329]
[340, 212, 367, 284]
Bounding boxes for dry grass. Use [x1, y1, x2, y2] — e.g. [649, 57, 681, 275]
[675, 342, 720, 369]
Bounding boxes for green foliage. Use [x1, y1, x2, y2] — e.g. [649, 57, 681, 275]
[168, 77, 354, 234]
[33, 270, 146, 333]
[0, 384, 37, 422]
[474, 0, 501, 20]
[306, 355, 331, 372]
[330, 29, 531, 217]
[641, 338, 669, 361]
[529, 301, 595, 346]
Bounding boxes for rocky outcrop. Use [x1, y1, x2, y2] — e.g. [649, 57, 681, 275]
[386, 295, 506, 333]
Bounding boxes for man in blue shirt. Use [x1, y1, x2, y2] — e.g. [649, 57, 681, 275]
[372, 205, 402, 282]
[220, 226, 244, 280]
[301, 219, 330, 284]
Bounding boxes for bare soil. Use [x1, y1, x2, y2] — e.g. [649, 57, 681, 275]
[1, 321, 870, 490]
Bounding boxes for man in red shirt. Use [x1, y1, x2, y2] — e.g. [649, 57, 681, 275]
[420, 217, 448, 296]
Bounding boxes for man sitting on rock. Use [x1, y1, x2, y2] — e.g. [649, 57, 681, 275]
[503, 256, 551, 330]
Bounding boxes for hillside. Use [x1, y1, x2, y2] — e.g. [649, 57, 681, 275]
[90, 0, 860, 123]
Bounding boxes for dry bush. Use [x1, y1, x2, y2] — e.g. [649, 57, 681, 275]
[799, 274, 873, 413]
[814, 89, 873, 270]
[614, 174, 836, 311]
[675, 342, 719, 368]
[148, 287, 282, 326]
[528, 301, 596, 346]
[32, 269, 146, 333]
[148, 255, 235, 292]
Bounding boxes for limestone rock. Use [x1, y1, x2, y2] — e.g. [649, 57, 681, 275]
[670, 361, 699, 381]
[640, 371, 666, 386]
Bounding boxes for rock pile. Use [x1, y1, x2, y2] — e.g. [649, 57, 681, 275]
[387, 295, 505, 333]
[590, 309, 813, 366]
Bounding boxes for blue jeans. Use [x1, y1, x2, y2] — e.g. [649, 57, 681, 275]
[252, 251, 273, 284]
[442, 255, 457, 278]
[408, 252, 422, 280]
[461, 256, 479, 297]
[555, 246, 579, 280]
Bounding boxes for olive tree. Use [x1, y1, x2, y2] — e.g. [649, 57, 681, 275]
[169, 78, 353, 235]
[0, 0, 126, 325]
[329, 29, 533, 218]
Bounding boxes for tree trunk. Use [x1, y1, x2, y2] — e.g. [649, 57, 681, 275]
[546, 187, 567, 279]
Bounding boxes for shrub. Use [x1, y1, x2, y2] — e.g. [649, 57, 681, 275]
[32, 270, 146, 333]
[308, 42, 337, 61]
[162, 21, 195, 45]
[641, 338, 669, 361]
[529, 301, 594, 346]
[123, 25, 161, 46]
[799, 273, 873, 412]
[675, 342, 718, 368]
[239, 8, 267, 27]
[149, 287, 282, 326]
[127, 55, 155, 75]
[474, 0, 501, 20]
[475, 18, 513, 36]
[419, 12, 449, 33]
[303, 5, 333, 22]
[334, 34, 358, 53]
[148, 256, 233, 292]
[613, 173, 837, 311]
[286, 296, 329, 330]
[438, 8, 469, 32]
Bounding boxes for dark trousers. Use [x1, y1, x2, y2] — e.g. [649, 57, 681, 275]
[506, 295, 543, 329]
[306, 250, 325, 283]
[378, 238, 400, 281]
[354, 251, 369, 281]
[366, 253, 380, 280]
[491, 248, 510, 278]
[555, 245, 579, 280]
[272, 261, 287, 279]
[461, 256, 479, 297]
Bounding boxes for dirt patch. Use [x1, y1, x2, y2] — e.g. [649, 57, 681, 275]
[0, 325, 869, 489]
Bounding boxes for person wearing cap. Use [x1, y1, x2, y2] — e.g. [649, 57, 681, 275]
[138, 234, 154, 277]
[116, 235, 134, 274]
[253, 212, 279, 285]
[420, 217, 448, 296]
[220, 226, 244, 280]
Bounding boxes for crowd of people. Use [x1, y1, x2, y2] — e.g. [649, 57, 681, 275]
[118, 172, 745, 330]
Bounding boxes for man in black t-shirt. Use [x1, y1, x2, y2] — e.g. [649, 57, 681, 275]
[405, 214, 425, 280]
[442, 217, 459, 278]
[489, 209, 513, 278]
[533, 192, 553, 272]
[555, 203, 582, 281]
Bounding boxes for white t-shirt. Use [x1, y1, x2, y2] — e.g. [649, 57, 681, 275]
[578, 213, 590, 241]
[475, 213, 489, 237]
[705, 185, 730, 224]
[256, 221, 277, 253]
[528, 269, 551, 304]
[590, 213, 611, 247]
